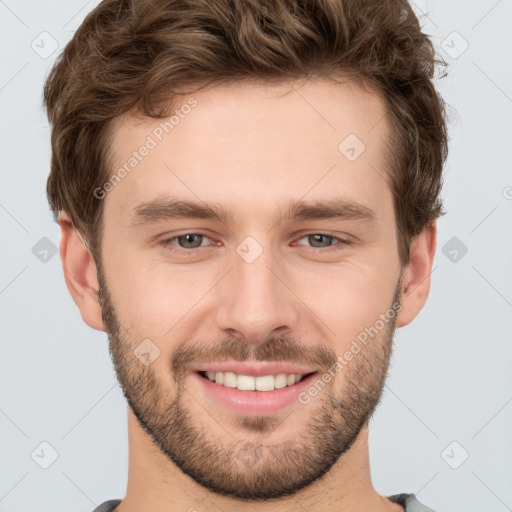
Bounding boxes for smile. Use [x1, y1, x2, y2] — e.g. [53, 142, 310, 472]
[199, 370, 314, 392]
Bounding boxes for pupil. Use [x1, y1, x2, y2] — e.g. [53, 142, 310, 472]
[181, 234, 201, 248]
[312, 234, 330, 247]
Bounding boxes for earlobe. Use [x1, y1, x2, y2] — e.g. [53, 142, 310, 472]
[396, 222, 437, 328]
[58, 212, 106, 332]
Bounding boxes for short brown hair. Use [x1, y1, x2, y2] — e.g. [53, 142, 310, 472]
[44, 0, 448, 266]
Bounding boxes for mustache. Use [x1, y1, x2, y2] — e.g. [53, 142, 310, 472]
[170, 336, 337, 381]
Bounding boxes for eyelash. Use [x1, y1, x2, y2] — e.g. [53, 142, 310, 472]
[158, 232, 351, 253]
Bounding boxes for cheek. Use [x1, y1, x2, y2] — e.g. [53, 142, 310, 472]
[107, 255, 213, 334]
[103, 232, 399, 343]
[294, 261, 398, 342]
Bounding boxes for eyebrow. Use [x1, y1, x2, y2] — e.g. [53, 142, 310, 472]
[128, 195, 377, 228]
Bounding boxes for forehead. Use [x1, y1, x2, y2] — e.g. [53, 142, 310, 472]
[112, 77, 388, 155]
[106, 78, 392, 222]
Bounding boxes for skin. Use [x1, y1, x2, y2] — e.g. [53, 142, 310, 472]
[59, 78, 436, 512]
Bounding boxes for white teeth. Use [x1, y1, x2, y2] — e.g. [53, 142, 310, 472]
[274, 373, 288, 389]
[223, 371, 237, 388]
[203, 371, 309, 391]
[237, 374, 256, 390]
[255, 375, 274, 391]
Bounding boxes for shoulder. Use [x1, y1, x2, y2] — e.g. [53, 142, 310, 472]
[90, 499, 122, 512]
[387, 493, 438, 512]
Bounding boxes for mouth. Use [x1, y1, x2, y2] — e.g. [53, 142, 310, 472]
[192, 369, 320, 415]
[197, 370, 318, 392]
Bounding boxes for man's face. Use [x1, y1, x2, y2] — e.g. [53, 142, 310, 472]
[98, 79, 403, 500]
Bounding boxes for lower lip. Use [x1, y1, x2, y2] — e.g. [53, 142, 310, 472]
[191, 371, 318, 415]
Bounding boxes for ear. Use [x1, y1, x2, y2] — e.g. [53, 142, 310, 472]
[396, 222, 437, 328]
[58, 212, 106, 331]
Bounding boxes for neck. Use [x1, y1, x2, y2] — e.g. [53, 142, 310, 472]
[114, 410, 403, 512]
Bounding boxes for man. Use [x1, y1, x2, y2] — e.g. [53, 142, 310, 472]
[44, 0, 447, 510]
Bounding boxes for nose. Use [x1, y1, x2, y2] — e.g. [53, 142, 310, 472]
[214, 246, 300, 346]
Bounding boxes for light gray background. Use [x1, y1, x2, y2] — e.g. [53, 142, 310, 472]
[1, 1, 511, 511]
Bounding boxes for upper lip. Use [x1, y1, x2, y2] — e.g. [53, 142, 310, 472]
[192, 362, 318, 377]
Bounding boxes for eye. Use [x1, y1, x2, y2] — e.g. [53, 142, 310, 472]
[158, 232, 351, 254]
[159, 233, 214, 251]
[294, 233, 350, 251]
